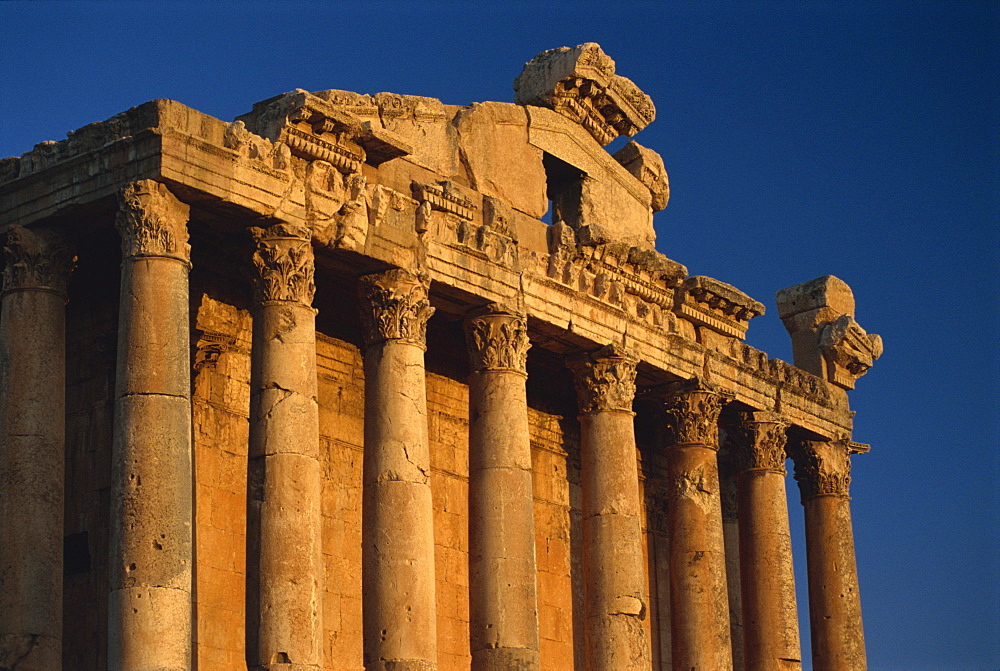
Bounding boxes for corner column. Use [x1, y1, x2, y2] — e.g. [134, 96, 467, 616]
[465, 304, 540, 670]
[358, 269, 438, 671]
[0, 226, 73, 670]
[732, 412, 801, 670]
[109, 180, 193, 670]
[662, 382, 732, 671]
[569, 345, 651, 670]
[247, 222, 324, 670]
[792, 440, 867, 671]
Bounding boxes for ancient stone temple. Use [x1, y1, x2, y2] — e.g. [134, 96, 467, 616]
[0, 44, 881, 671]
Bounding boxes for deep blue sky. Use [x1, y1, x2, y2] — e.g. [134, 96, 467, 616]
[2, 2, 997, 669]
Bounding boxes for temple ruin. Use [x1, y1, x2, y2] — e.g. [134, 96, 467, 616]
[0, 44, 881, 671]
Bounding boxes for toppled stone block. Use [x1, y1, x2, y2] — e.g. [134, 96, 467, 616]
[514, 43, 655, 146]
[777, 275, 883, 389]
[613, 140, 669, 212]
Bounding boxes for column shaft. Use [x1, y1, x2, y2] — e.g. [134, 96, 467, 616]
[570, 345, 650, 670]
[109, 180, 193, 671]
[795, 441, 866, 671]
[466, 306, 539, 670]
[0, 226, 71, 670]
[248, 223, 323, 670]
[719, 461, 744, 671]
[359, 269, 437, 671]
[733, 413, 800, 671]
[663, 385, 732, 671]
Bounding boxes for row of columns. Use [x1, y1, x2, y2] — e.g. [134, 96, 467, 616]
[0, 179, 866, 671]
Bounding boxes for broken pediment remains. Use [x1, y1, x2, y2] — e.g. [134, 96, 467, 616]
[0, 43, 878, 671]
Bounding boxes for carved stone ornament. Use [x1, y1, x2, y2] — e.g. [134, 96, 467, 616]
[465, 304, 530, 374]
[358, 268, 434, 347]
[568, 344, 639, 414]
[249, 222, 316, 305]
[662, 381, 728, 449]
[793, 440, 853, 501]
[732, 411, 788, 474]
[115, 180, 191, 262]
[1, 225, 74, 297]
[819, 314, 884, 390]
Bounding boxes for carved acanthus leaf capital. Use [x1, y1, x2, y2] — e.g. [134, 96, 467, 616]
[116, 180, 190, 261]
[2, 225, 74, 296]
[792, 439, 853, 500]
[568, 344, 639, 414]
[465, 304, 530, 374]
[662, 381, 728, 449]
[732, 411, 788, 474]
[358, 268, 434, 347]
[249, 222, 316, 305]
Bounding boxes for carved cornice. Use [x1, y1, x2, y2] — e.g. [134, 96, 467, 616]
[358, 268, 434, 347]
[465, 304, 530, 374]
[412, 180, 477, 221]
[568, 344, 639, 414]
[1, 225, 74, 297]
[115, 180, 190, 262]
[249, 222, 316, 305]
[662, 381, 728, 449]
[674, 276, 764, 340]
[792, 439, 853, 501]
[731, 411, 788, 474]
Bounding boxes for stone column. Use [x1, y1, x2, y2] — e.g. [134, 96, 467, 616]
[718, 452, 744, 671]
[662, 382, 732, 671]
[465, 304, 540, 670]
[109, 180, 193, 671]
[732, 412, 801, 671]
[569, 345, 650, 671]
[792, 440, 867, 671]
[358, 269, 438, 671]
[0, 225, 72, 670]
[247, 222, 323, 670]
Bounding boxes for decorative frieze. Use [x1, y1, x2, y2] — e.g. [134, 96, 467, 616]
[674, 275, 764, 340]
[1, 225, 74, 296]
[358, 268, 434, 347]
[792, 440, 853, 500]
[249, 222, 316, 305]
[731, 411, 788, 474]
[663, 381, 728, 448]
[412, 180, 477, 221]
[116, 180, 191, 262]
[568, 344, 639, 414]
[465, 304, 530, 374]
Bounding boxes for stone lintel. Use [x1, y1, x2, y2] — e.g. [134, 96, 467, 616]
[514, 43, 655, 146]
[675, 275, 764, 340]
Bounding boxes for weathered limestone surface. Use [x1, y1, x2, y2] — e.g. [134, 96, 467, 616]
[793, 440, 867, 671]
[0, 225, 72, 671]
[359, 269, 439, 671]
[0, 42, 880, 671]
[465, 305, 540, 670]
[569, 345, 650, 670]
[248, 222, 324, 670]
[108, 180, 192, 671]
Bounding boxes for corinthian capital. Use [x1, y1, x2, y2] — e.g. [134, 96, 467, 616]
[792, 440, 853, 501]
[731, 411, 788, 474]
[2, 225, 74, 297]
[358, 268, 434, 347]
[249, 222, 316, 305]
[464, 304, 530, 374]
[568, 344, 639, 414]
[663, 381, 727, 449]
[116, 180, 190, 261]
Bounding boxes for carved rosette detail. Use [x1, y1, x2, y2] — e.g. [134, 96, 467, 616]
[249, 222, 316, 305]
[793, 440, 853, 501]
[464, 304, 530, 374]
[663, 386, 726, 449]
[358, 268, 434, 347]
[1, 225, 74, 296]
[568, 344, 639, 414]
[733, 412, 789, 474]
[116, 180, 191, 261]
